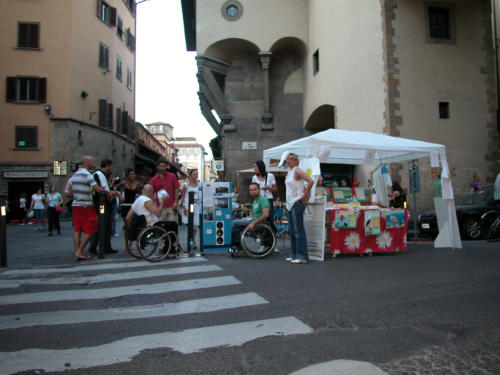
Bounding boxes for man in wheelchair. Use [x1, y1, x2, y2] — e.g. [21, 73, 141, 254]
[231, 183, 277, 257]
[125, 184, 164, 239]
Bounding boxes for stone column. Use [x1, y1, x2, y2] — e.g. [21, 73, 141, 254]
[259, 51, 273, 130]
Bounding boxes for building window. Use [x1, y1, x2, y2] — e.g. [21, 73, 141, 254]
[126, 28, 135, 52]
[124, 0, 136, 16]
[97, 0, 116, 26]
[116, 56, 122, 81]
[439, 102, 449, 119]
[6, 76, 46, 103]
[150, 126, 155, 133]
[15, 126, 38, 149]
[99, 42, 110, 71]
[425, 3, 456, 43]
[221, 0, 243, 22]
[117, 16, 123, 39]
[313, 49, 319, 76]
[126, 68, 133, 89]
[17, 22, 40, 49]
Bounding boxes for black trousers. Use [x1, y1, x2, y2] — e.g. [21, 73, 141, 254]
[47, 206, 61, 232]
[89, 202, 112, 252]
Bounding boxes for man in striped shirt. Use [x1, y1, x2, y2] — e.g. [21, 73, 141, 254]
[66, 156, 106, 260]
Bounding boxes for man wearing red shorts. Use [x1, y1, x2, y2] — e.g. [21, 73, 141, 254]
[150, 158, 180, 222]
[66, 156, 106, 260]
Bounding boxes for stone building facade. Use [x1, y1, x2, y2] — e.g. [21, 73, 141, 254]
[182, 0, 500, 211]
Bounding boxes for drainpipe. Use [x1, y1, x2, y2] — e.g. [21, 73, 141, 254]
[492, 0, 500, 132]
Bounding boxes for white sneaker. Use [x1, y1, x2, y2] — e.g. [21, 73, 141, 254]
[285, 257, 294, 261]
[291, 259, 308, 264]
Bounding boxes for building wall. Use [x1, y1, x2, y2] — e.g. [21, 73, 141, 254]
[391, 0, 497, 209]
[0, 0, 137, 215]
[304, 0, 386, 133]
[0, 0, 74, 164]
[196, 0, 307, 54]
[70, 0, 135, 126]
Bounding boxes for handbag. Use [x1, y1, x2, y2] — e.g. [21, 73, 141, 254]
[55, 205, 63, 213]
[28, 209, 35, 218]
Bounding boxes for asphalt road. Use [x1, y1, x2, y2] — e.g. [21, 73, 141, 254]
[0, 220, 499, 374]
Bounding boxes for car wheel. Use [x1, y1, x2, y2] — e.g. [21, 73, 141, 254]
[463, 217, 482, 240]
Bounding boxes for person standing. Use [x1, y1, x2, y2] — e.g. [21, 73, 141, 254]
[66, 156, 106, 260]
[116, 168, 140, 220]
[470, 173, 481, 193]
[252, 160, 277, 223]
[285, 153, 313, 264]
[88, 159, 118, 255]
[150, 158, 180, 222]
[388, 182, 405, 208]
[494, 168, 500, 203]
[432, 168, 442, 198]
[180, 169, 201, 251]
[30, 188, 46, 231]
[46, 185, 62, 236]
[18, 193, 27, 224]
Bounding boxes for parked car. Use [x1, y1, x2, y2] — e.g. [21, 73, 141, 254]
[418, 187, 500, 240]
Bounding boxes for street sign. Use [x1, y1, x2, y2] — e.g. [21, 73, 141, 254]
[408, 159, 420, 194]
[213, 159, 224, 172]
[242, 142, 257, 150]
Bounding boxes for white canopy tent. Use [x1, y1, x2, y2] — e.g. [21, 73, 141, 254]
[263, 129, 461, 248]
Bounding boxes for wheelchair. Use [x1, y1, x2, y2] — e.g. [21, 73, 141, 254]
[125, 217, 184, 262]
[229, 221, 277, 259]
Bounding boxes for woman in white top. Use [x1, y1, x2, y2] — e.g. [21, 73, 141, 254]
[46, 185, 63, 236]
[180, 169, 201, 250]
[285, 153, 314, 264]
[252, 160, 277, 222]
[30, 188, 46, 230]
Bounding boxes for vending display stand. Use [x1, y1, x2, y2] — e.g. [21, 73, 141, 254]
[200, 182, 233, 253]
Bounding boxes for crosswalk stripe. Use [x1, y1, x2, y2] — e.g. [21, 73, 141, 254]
[0, 264, 222, 289]
[0, 276, 241, 306]
[0, 292, 268, 330]
[0, 257, 207, 277]
[0, 316, 313, 373]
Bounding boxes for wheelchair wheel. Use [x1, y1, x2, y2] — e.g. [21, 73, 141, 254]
[124, 227, 141, 259]
[136, 226, 172, 262]
[486, 217, 500, 242]
[240, 223, 276, 259]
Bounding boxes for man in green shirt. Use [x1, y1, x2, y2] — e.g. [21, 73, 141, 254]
[247, 183, 270, 231]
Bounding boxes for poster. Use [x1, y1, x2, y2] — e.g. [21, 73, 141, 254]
[304, 196, 325, 261]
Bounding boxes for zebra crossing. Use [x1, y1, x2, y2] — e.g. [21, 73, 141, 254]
[0, 257, 313, 374]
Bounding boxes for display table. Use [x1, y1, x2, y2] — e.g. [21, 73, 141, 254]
[326, 206, 409, 256]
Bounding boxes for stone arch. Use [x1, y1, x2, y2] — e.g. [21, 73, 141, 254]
[204, 38, 261, 61]
[305, 104, 336, 131]
[269, 37, 306, 94]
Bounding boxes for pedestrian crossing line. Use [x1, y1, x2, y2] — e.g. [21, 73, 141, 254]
[0, 264, 223, 289]
[0, 292, 268, 330]
[0, 257, 207, 277]
[0, 276, 241, 306]
[0, 316, 313, 373]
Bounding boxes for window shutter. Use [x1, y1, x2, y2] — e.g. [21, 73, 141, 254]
[96, 0, 103, 19]
[104, 47, 109, 69]
[116, 107, 122, 133]
[6, 77, 16, 102]
[121, 110, 128, 136]
[18, 23, 28, 47]
[109, 7, 117, 26]
[99, 44, 104, 67]
[99, 99, 107, 127]
[128, 116, 134, 139]
[28, 24, 39, 48]
[108, 103, 113, 129]
[37, 78, 46, 103]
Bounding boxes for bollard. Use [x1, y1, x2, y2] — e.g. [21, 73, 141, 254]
[0, 203, 6, 267]
[187, 191, 194, 252]
[97, 192, 107, 259]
